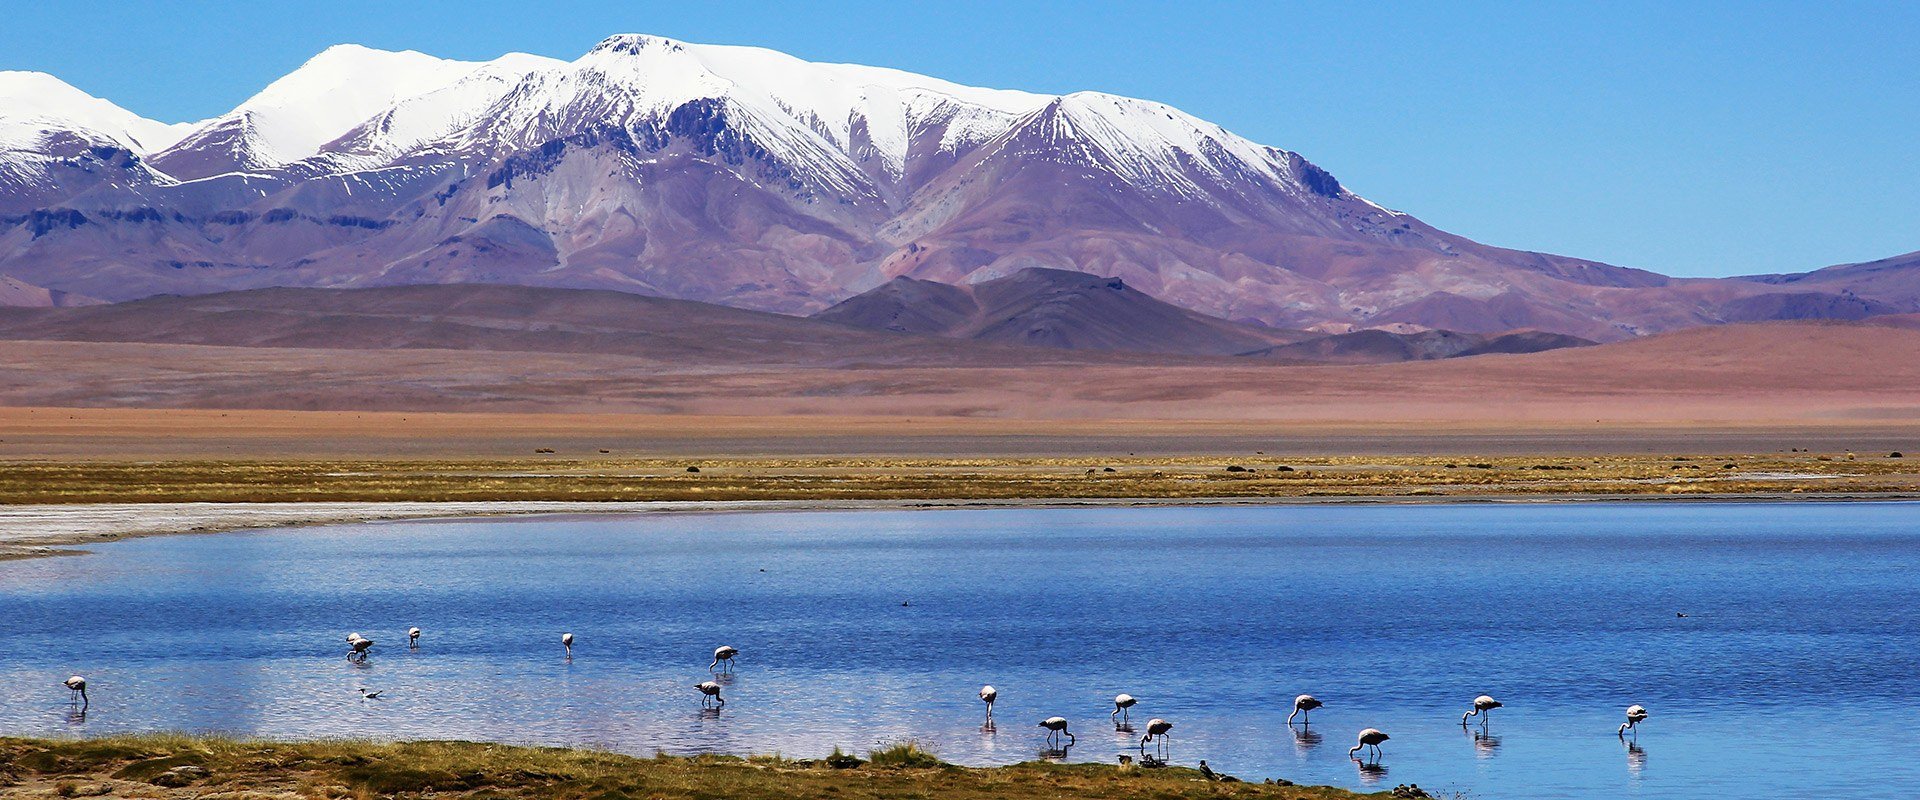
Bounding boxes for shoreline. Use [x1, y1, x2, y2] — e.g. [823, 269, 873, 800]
[5, 490, 1917, 562]
[0, 735, 1372, 800]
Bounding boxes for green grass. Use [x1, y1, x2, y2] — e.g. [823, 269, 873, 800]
[0, 735, 1381, 799]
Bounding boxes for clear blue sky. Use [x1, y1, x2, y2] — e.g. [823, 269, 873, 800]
[5, 0, 1916, 277]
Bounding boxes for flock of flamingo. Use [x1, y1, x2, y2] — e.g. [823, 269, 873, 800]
[54, 630, 1657, 774]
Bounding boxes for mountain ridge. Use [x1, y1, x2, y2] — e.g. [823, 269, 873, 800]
[1, 34, 1915, 341]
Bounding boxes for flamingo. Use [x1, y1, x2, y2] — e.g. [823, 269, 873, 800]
[1112, 694, 1137, 727]
[63, 675, 87, 708]
[1619, 704, 1649, 736]
[1462, 695, 1502, 725]
[979, 685, 997, 726]
[1140, 718, 1173, 762]
[696, 680, 725, 709]
[348, 636, 374, 661]
[408, 627, 420, 648]
[1289, 694, 1323, 725]
[711, 645, 738, 673]
[1348, 728, 1389, 762]
[1038, 716, 1075, 749]
[562, 632, 574, 658]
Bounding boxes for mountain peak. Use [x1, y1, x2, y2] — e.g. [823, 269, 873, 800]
[0, 71, 190, 153]
[586, 33, 689, 56]
[149, 44, 524, 178]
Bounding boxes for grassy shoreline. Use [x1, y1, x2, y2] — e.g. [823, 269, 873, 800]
[1, 452, 1914, 505]
[2, 452, 1914, 561]
[0, 735, 1382, 799]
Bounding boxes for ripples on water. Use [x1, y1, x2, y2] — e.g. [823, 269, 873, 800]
[2, 503, 1918, 798]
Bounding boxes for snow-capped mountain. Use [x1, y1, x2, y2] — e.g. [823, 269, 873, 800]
[150, 45, 558, 180]
[0, 71, 192, 213]
[0, 71, 190, 153]
[0, 34, 1910, 335]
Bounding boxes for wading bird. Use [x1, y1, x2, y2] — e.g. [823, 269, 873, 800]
[979, 685, 997, 726]
[1462, 695, 1502, 725]
[1112, 694, 1137, 727]
[1038, 716, 1075, 749]
[348, 636, 374, 661]
[711, 645, 738, 673]
[1619, 705, 1649, 736]
[696, 680, 724, 709]
[562, 632, 574, 658]
[1140, 718, 1173, 762]
[1289, 694, 1323, 725]
[63, 675, 87, 708]
[408, 627, 420, 648]
[1348, 728, 1389, 762]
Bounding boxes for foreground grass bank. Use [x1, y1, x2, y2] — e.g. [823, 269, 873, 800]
[0, 736, 1385, 799]
[1, 452, 1915, 505]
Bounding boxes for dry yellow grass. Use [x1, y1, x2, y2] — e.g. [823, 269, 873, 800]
[0, 735, 1380, 800]
[0, 453, 1915, 505]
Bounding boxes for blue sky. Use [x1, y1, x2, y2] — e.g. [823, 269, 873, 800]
[4, 1, 1916, 277]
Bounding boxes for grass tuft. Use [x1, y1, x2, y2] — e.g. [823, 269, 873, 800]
[865, 742, 944, 769]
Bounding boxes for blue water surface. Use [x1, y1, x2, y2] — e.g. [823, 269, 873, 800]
[3, 502, 1918, 799]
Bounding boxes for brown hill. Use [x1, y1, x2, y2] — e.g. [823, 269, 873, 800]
[811, 268, 1308, 355]
[0, 284, 1165, 368]
[1241, 328, 1594, 364]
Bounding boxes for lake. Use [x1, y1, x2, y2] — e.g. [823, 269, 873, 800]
[3, 502, 1918, 798]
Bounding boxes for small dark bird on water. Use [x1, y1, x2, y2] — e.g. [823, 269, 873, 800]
[1676, 612, 1689, 618]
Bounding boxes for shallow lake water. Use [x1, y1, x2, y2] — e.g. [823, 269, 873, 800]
[3, 502, 1919, 798]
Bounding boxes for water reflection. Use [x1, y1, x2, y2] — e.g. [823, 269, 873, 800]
[1624, 739, 1647, 778]
[1353, 759, 1388, 785]
[1467, 726, 1501, 759]
[1291, 726, 1322, 752]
